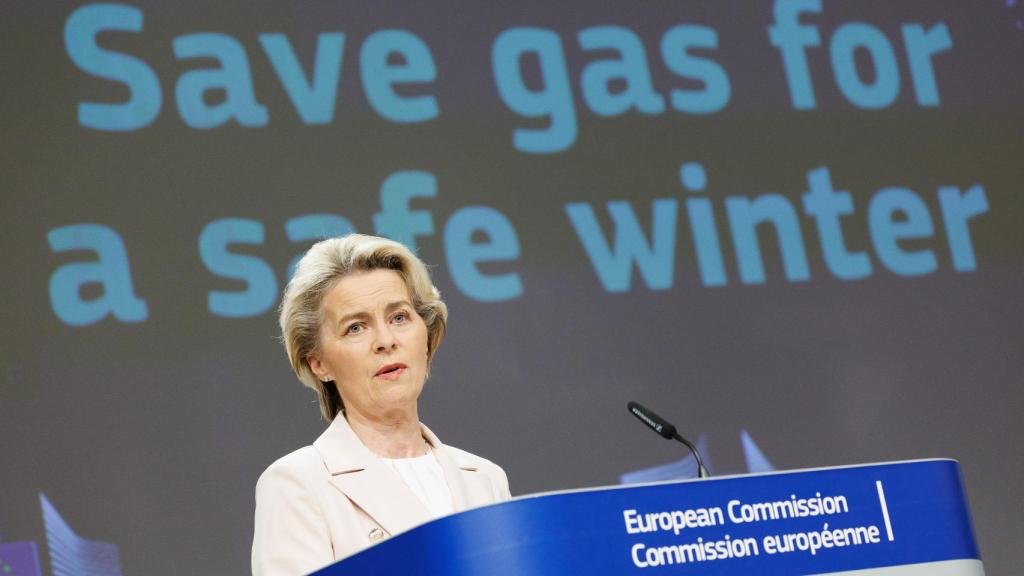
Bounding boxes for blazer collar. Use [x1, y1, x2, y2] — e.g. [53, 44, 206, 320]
[421, 422, 473, 511]
[312, 416, 481, 536]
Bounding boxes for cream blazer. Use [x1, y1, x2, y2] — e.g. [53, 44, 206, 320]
[252, 416, 511, 576]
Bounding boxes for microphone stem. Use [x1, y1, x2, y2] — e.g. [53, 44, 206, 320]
[672, 432, 709, 479]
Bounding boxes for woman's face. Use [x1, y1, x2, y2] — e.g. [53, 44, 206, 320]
[308, 269, 429, 420]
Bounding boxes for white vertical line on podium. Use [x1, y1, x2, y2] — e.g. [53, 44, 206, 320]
[875, 480, 895, 541]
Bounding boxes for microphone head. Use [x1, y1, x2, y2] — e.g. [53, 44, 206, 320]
[628, 401, 677, 439]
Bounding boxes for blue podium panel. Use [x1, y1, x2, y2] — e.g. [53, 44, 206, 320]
[316, 460, 983, 575]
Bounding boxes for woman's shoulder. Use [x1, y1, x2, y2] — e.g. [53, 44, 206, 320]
[443, 444, 502, 472]
[423, 422, 505, 477]
[256, 444, 326, 491]
[441, 444, 511, 499]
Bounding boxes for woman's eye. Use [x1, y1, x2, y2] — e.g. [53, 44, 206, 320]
[393, 312, 408, 324]
[346, 324, 363, 335]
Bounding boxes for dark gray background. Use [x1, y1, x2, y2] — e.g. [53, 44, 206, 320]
[2, 1, 1021, 574]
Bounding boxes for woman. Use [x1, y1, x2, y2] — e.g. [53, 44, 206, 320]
[252, 234, 511, 576]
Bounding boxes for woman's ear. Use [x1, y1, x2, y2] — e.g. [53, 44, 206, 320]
[307, 354, 329, 382]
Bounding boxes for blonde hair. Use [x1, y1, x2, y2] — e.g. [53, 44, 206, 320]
[279, 234, 447, 420]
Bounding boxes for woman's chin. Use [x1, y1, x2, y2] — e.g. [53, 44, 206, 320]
[372, 385, 423, 409]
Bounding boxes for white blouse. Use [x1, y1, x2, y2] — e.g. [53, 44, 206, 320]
[380, 449, 455, 518]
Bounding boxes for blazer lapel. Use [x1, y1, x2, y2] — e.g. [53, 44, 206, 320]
[314, 417, 432, 537]
[422, 424, 494, 511]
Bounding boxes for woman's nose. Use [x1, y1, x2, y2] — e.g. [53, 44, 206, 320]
[374, 325, 397, 352]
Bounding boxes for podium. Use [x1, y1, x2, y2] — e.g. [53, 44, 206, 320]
[315, 459, 983, 575]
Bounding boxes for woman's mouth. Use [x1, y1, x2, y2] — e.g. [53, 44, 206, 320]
[375, 363, 407, 380]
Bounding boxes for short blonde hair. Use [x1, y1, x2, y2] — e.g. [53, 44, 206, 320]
[279, 234, 448, 420]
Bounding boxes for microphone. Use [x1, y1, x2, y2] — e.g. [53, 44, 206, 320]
[627, 401, 709, 479]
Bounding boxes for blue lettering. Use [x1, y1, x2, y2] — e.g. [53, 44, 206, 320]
[63, 3, 161, 131]
[360, 30, 438, 123]
[199, 218, 277, 317]
[660, 25, 731, 113]
[726, 194, 810, 284]
[939, 185, 989, 272]
[868, 187, 937, 276]
[830, 23, 900, 109]
[578, 26, 665, 116]
[173, 33, 268, 129]
[802, 167, 871, 279]
[680, 162, 727, 287]
[492, 28, 577, 154]
[768, 0, 822, 110]
[902, 23, 952, 107]
[444, 207, 522, 302]
[285, 214, 356, 279]
[259, 32, 345, 124]
[565, 200, 677, 292]
[372, 170, 436, 253]
[47, 224, 148, 326]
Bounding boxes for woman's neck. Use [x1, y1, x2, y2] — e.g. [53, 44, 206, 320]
[345, 408, 428, 459]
